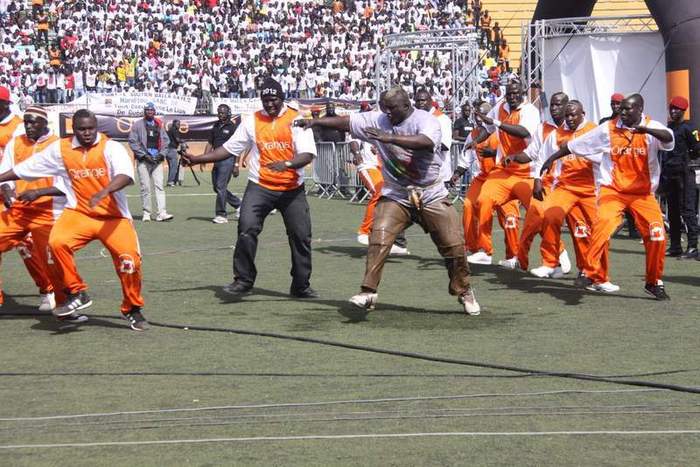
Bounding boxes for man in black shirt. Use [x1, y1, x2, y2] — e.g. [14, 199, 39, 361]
[661, 96, 700, 259]
[452, 102, 473, 142]
[207, 104, 242, 224]
[319, 102, 345, 143]
[166, 119, 184, 186]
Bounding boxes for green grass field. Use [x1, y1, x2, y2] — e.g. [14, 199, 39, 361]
[0, 172, 699, 466]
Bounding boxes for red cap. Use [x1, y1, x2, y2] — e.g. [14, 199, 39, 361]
[669, 96, 689, 111]
[0, 86, 11, 103]
[610, 93, 624, 103]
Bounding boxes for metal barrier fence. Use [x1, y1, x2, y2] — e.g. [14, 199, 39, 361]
[307, 142, 469, 204]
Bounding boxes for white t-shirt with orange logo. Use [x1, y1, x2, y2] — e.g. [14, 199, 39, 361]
[12, 134, 135, 219]
[567, 115, 674, 194]
[222, 105, 317, 191]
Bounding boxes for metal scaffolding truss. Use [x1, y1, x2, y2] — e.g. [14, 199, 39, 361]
[375, 28, 481, 115]
[521, 15, 658, 93]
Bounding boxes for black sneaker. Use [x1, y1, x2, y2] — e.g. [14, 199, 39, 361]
[680, 248, 698, 260]
[665, 248, 683, 257]
[124, 307, 148, 331]
[53, 291, 93, 317]
[222, 281, 253, 296]
[644, 281, 670, 300]
[574, 273, 593, 289]
[290, 287, 319, 299]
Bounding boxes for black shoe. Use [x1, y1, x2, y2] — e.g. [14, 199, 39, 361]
[644, 282, 670, 300]
[53, 291, 93, 317]
[124, 307, 148, 331]
[574, 273, 593, 289]
[290, 287, 319, 299]
[679, 247, 698, 260]
[666, 248, 683, 257]
[223, 281, 253, 296]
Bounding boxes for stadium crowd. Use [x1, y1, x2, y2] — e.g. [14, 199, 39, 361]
[0, 0, 511, 109]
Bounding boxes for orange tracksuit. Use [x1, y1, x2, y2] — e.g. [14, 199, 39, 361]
[539, 122, 608, 277]
[475, 103, 539, 255]
[567, 117, 673, 285]
[462, 130, 520, 256]
[0, 133, 65, 304]
[358, 165, 383, 236]
[14, 134, 144, 313]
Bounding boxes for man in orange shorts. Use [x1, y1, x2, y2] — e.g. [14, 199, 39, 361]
[531, 101, 609, 286]
[0, 109, 148, 329]
[0, 106, 65, 312]
[541, 94, 675, 299]
[468, 82, 540, 266]
[451, 102, 520, 259]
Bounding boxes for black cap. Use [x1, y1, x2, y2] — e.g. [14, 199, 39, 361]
[260, 78, 284, 100]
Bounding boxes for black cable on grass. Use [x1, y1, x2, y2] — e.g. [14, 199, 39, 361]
[147, 320, 700, 395]
[2, 313, 699, 394]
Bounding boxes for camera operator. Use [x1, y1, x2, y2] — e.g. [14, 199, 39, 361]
[128, 102, 174, 222]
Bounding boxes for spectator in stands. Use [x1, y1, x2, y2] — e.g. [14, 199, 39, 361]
[128, 102, 174, 222]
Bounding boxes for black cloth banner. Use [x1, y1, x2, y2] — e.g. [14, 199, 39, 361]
[59, 114, 227, 141]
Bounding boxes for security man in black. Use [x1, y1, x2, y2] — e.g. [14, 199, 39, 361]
[662, 96, 700, 259]
[208, 104, 242, 223]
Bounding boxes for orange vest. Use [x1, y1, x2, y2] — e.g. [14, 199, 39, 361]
[254, 109, 300, 191]
[37, 17, 49, 31]
[608, 117, 652, 195]
[498, 104, 530, 177]
[0, 115, 22, 153]
[59, 135, 123, 218]
[553, 122, 597, 195]
[12, 134, 59, 218]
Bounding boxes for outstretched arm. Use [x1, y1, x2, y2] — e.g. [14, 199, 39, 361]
[364, 127, 434, 151]
[296, 116, 351, 133]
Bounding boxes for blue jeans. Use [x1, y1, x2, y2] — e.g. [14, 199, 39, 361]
[166, 148, 180, 185]
[212, 157, 241, 216]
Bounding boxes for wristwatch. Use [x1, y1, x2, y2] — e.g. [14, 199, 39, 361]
[284, 161, 293, 168]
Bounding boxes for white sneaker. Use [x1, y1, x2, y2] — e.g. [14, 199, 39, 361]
[357, 234, 369, 246]
[212, 215, 229, 224]
[459, 289, 481, 316]
[389, 244, 410, 255]
[559, 250, 572, 274]
[142, 213, 151, 222]
[349, 292, 378, 311]
[498, 257, 520, 270]
[467, 251, 492, 265]
[270, 209, 277, 215]
[156, 212, 174, 222]
[234, 207, 241, 220]
[586, 281, 620, 293]
[38, 292, 56, 312]
[530, 265, 555, 278]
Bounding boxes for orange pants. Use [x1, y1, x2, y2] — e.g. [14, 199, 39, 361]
[588, 187, 666, 284]
[358, 167, 383, 235]
[0, 209, 63, 304]
[463, 177, 520, 257]
[475, 169, 534, 255]
[540, 188, 607, 278]
[48, 209, 144, 313]
[516, 194, 574, 271]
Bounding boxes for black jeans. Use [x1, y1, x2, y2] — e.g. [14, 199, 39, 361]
[166, 148, 180, 185]
[212, 158, 241, 216]
[664, 168, 699, 250]
[233, 182, 312, 292]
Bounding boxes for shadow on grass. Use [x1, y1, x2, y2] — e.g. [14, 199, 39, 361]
[0, 310, 126, 335]
[479, 267, 656, 306]
[152, 284, 497, 325]
[661, 274, 700, 287]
